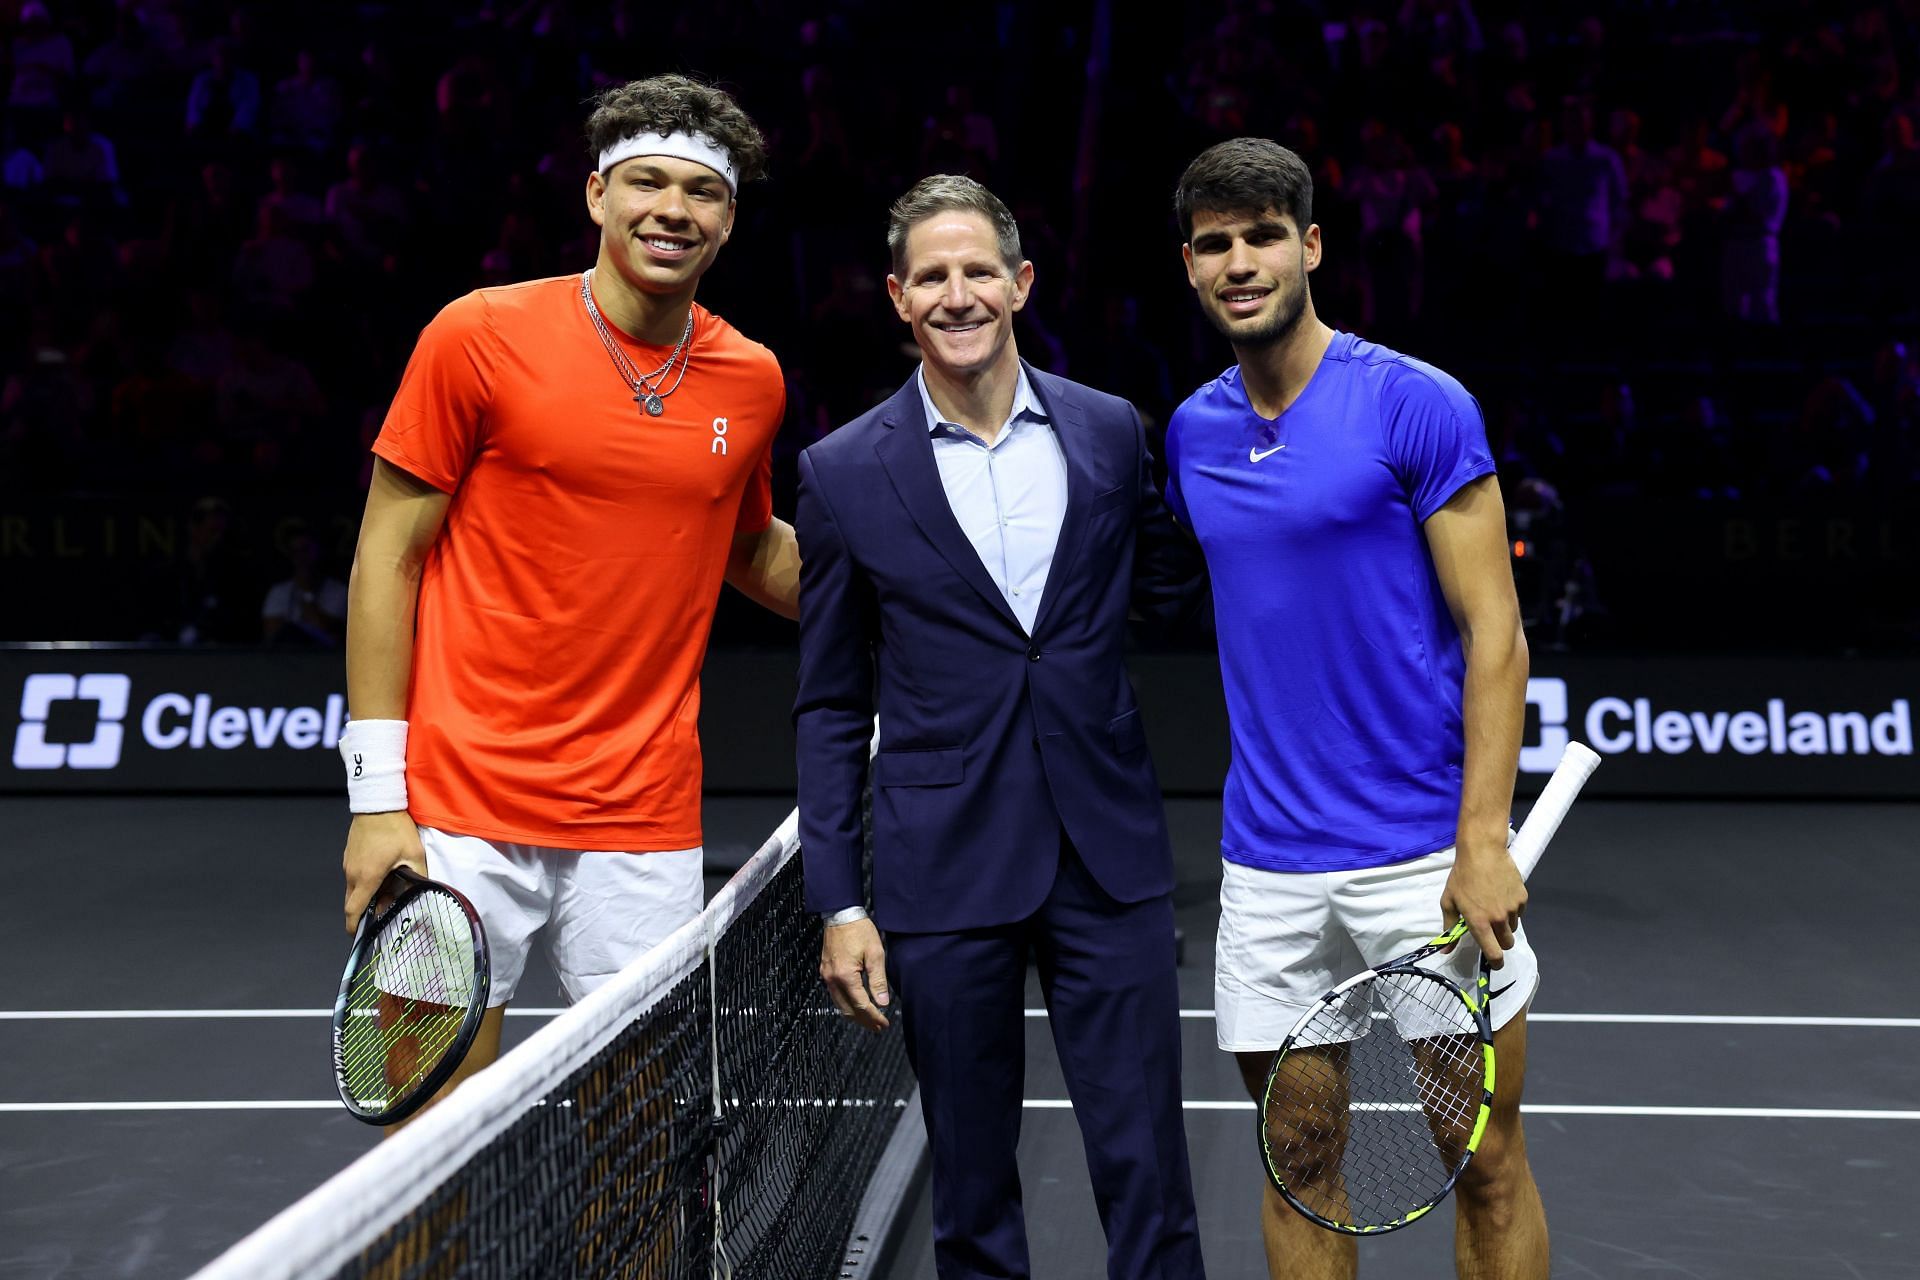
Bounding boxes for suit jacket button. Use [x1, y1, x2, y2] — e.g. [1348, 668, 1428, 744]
[1027, 646, 1041, 661]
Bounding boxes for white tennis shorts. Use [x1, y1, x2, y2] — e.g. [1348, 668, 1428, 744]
[418, 826, 704, 1007]
[1215, 845, 1540, 1053]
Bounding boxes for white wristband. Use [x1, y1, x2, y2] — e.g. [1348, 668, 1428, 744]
[823, 906, 869, 927]
[341, 719, 409, 814]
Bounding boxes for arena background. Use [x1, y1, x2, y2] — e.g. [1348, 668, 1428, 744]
[3, 1, 1918, 1278]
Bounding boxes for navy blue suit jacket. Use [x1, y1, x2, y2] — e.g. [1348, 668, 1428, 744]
[795, 365, 1196, 933]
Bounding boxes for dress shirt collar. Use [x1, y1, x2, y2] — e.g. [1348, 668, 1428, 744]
[916, 363, 1049, 439]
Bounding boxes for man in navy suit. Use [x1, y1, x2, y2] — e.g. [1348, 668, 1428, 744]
[794, 175, 1207, 1280]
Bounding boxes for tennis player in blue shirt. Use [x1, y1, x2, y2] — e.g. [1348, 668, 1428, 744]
[1165, 138, 1546, 1279]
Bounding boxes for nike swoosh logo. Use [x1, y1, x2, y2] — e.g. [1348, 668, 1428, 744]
[1249, 444, 1287, 462]
[1487, 981, 1515, 1003]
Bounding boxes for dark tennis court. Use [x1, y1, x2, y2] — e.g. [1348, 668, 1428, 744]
[2, 791, 1916, 1280]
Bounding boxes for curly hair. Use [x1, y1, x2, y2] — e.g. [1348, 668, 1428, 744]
[585, 74, 769, 188]
[1173, 137, 1313, 241]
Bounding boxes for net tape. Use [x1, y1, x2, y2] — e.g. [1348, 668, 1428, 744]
[194, 809, 914, 1280]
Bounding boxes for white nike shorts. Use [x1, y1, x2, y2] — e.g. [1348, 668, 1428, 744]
[1215, 845, 1540, 1053]
[418, 826, 704, 1006]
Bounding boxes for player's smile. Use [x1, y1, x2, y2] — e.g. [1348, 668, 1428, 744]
[623, 215, 709, 274]
[1219, 286, 1274, 315]
[636, 232, 697, 261]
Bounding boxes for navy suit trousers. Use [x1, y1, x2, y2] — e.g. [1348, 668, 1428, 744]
[886, 835, 1205, 1280]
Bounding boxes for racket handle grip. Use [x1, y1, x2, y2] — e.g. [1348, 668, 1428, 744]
[1508, 742, 1601, 881]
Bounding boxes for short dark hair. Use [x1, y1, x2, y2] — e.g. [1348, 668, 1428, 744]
[1173, 137, 1314, 241]
[887, 174, 1023, 278]
[584, 74, 769, 188]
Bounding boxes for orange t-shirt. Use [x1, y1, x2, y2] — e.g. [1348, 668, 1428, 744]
[372, 275, 784, 849]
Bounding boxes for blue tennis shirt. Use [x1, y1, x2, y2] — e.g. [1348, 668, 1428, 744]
[1165, 332, 1496, 872]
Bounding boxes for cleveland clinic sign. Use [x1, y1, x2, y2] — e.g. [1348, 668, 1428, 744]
[5, 653, 350, 790]
[13, 672, 347, 769]
[3, 650, 1917, 797]
[1523, 678, 1911, 771]
[1514, 662, 1916, 797]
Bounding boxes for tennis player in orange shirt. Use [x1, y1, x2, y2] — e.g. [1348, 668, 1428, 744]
[338, 75, 799, 1111]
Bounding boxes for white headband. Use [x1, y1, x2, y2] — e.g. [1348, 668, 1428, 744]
[598, 129, 737, 193]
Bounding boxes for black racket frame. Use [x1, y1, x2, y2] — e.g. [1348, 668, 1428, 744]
[1258, 940, 1497, 1236]
[331, 867, 491, 1126]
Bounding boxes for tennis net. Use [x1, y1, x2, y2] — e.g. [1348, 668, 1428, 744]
[193, 809, 920, 1280]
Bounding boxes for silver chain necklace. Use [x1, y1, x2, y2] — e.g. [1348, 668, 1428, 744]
[580, 268, 694, 416]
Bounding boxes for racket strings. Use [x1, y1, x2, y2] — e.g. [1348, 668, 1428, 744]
[1266, 970, 1486, 1229]
[339, 890, 482, 1109]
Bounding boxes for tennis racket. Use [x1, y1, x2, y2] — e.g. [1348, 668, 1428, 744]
[1259, 741, 1601, 1234]
[332, 866, 491, 1125]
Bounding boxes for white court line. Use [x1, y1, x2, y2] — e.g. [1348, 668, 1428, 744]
[0, 1009, 567, 1020]
[0, 1101, 341, 1112]
[1524, 1014, 1920, 1027]
[6, 1009, 1919, 1027]
[7, 1100, 1919, 1120]
[1080, 1011, 1920, 1028]
[1027, 1101, 1920, 1120]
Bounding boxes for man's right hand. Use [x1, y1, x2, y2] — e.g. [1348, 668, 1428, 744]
[342, 811, 426, 933]
[819, 917, 891, 1031]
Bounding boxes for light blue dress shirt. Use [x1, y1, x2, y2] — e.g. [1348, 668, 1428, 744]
[916, 364, 1068, 636]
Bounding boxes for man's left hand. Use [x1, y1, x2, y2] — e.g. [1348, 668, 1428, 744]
[820, 917, 891, 1031]
[1439, 834, 1526, 968]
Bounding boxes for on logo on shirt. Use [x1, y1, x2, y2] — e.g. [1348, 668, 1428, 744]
[712, 416, 729, 456]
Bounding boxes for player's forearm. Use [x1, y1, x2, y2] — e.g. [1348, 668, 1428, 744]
[726, 518, 800, 620]
[347, 460, 452, 721]
[344, 551, 422, 721]
[1455, 614, 1529, 851]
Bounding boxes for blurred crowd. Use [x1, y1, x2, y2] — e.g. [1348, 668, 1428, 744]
[2, 0, 1917, 646]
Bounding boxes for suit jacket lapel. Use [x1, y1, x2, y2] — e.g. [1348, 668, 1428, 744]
[1028, 367, 1095, 640]
[873, 376, 1026, 635]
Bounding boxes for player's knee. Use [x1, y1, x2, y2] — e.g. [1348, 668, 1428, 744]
[1454, 1111, 1529, 1207]
[1262, 1106, 1342, 1175]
